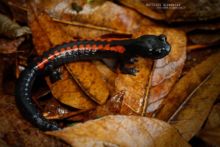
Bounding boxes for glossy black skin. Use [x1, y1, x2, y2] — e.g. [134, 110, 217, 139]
[15, 35, 171, 131]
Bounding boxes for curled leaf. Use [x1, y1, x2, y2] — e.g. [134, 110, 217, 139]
[169, 63, 220, 141]
[0, 13, 31, 38]
[46, 115, 190, 147]
[155, 50, 220, 121]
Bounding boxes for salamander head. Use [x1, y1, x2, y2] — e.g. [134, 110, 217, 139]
[135, 34, 171, 59]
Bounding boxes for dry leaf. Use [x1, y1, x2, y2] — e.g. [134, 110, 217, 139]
[156, 50, 220, 121]
[0, 59, 3, 94]
[118, 0, 165, 20]
[197, 104, 220, 146]
[27, 9, 52, 55]
[115, 58, 153, 115]
[168, 63, 220, 140]
[93, 61, 117, 94]
[188, 31, 220, 45]
[145, 29, 186, 114]
[165, 0, 220, 22]
[67, 62, 109, 105]
[7, 0, 28, 23]
[0, 95, 67, 146]
[38, 1, 155, 33]
[0, 13, 31, 38]
[47, 115, 190, 147]
[28, 5, 109, 108]
[49, 70, 96, 110]
[0, 37, 25, 54]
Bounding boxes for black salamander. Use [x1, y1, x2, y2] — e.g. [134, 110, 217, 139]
[15, 35, 171, 131]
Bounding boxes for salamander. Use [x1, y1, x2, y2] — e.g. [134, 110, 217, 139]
[15, 35, 171, 131]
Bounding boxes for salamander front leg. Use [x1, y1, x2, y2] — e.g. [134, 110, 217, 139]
[119, 56, 139, 75]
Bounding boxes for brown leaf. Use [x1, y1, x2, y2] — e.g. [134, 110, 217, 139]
[60, 22, 112, 39]
[0, 59, 3, 94]
[113, 28, 186, 116]
[38, 1, 155, 33]
[188, 31, 220, 46]
[115, 58, 153, 115]
[0, 95, 67, 146]
[203, 104, 220, 130]
[48, 69, 96, 110]
[0, 13, 31, 38]
[155, 50, 220, 121]
[0, 37, 25, 54]
[93, 61, 117, 94]
[167, 63, 220, 140]
[6, 0, 28, 23]
[165, 0, 220, 22]
[118, 0, 165, 20]
[46, 115, 190, 147]
[146, 29, 186, 114]
[27, 9, 51, 55]
[197, 104, 220, 146]
[178, 21, 220, 33]
[66, 62, 109, 105]
[28, 5, 109, 108]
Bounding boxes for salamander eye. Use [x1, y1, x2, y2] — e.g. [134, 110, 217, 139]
[159, 34, 166, 42]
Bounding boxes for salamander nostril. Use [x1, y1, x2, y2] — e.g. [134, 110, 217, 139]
[159, 34, 166, 42]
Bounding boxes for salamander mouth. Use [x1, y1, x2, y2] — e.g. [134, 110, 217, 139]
[155, 45, 171, 59]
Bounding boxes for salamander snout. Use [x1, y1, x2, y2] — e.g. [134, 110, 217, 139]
[154, 35, 171, 59]
[136, 34, 171, 59]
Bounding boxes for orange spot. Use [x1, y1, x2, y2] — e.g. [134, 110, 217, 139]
[37, 62, 44, 70]
[73, 45, 77, 49]
[115, 46, 125, 53]
[92, 44, 97, 49]
[54, 51, 60, 56]
[66, 46, 71, 51]
[48, 54, 55, 60]
[104, 44, 110, 50]
[61, 48, 66, 52]
[110, 47, 116, 52]
[43, 58, 49, 64]
[86, 44, 91, 49]
[94, 38, 101, 41]
[98, 44, 103, 50]
[79, 44, 84, 49]
[107, 38, 113, 42]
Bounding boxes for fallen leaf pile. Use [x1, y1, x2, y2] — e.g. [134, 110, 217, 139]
[0, 0, 220, 146]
